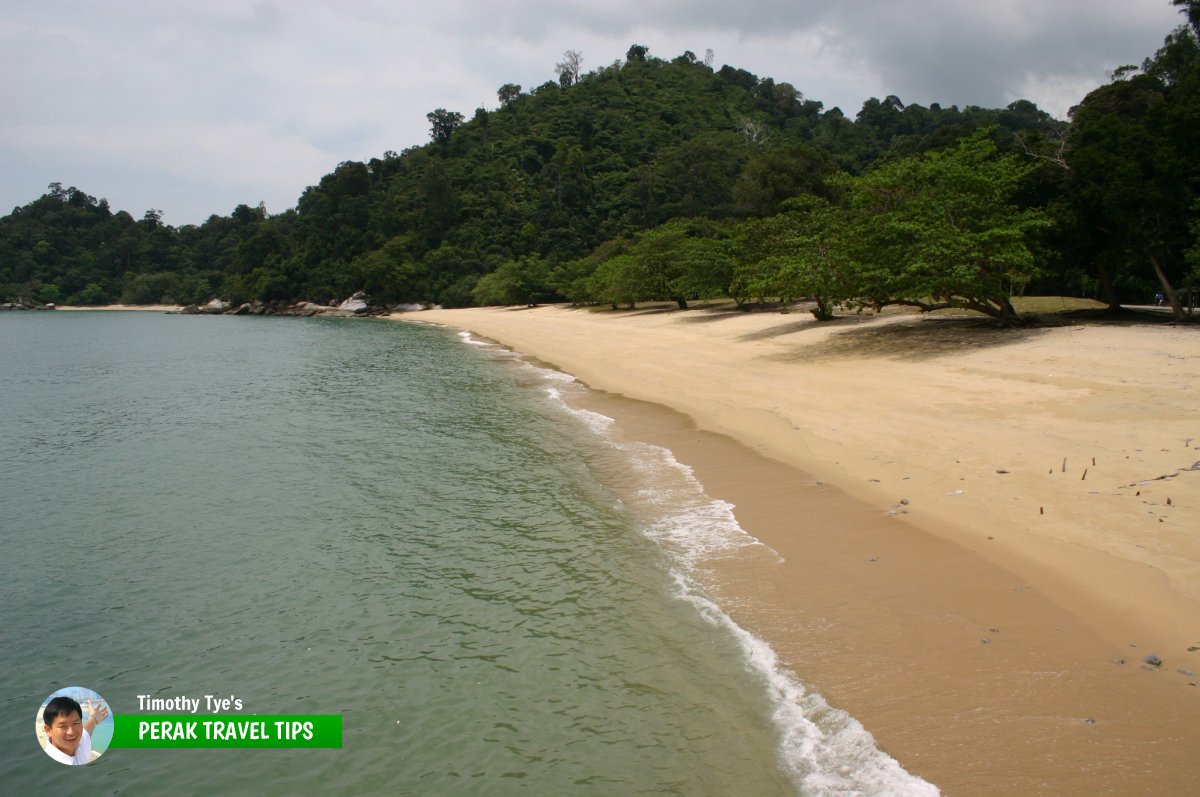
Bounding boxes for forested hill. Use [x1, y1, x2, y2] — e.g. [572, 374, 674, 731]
[0, 47, 1056, 308]
[2, 7, 1198, 320]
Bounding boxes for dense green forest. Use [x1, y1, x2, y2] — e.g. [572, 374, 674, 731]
[2, 1, 1197, 322]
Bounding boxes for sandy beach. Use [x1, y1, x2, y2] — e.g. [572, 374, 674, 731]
[390, 303, 1200, 796]
[55, 304, 183, 312]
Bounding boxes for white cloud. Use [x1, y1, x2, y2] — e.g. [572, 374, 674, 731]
[0, 0, 1187, 223]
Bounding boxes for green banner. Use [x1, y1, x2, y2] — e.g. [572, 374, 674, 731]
[109, 714, 342, 748]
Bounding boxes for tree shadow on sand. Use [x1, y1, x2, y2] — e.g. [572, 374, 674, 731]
[736, 313, 868, 341]
[764, 315, 1049, 362]
[763, 309, 1193, 362]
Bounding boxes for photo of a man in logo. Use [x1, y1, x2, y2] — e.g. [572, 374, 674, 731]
[37, 688, 112, 765]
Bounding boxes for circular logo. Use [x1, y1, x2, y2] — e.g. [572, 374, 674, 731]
[37, 686, 112, 766]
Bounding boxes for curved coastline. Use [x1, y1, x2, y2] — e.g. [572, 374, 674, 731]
[390, 304, 1200, 797]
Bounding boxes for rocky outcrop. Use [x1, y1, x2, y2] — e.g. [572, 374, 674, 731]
[336, 292, 370, 314]
[0, 298, 56, 311]
[180, 294, 391, 318]
[389, 303, 440, 313]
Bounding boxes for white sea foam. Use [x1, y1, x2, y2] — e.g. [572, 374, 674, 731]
[679, 580, 940, 796]
[625, 441, 769, 564]
[456, 330, 493, 346]
[472, 340, 941, 796]
[515, 360, 616, 435]
[529, 364, 575, 383]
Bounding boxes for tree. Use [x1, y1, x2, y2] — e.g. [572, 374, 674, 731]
[1185, 200, 1200, 286]
[624, 218, 733, 309]
[1174, 0, 1200, 35]
[840, 129, 1049, 325]
[497, 83, 522, 106]
[426, 108, 464, 144]
[733, 197, 848, 318]
[417, 159, 458, 250]
[471, 257, 552, 306]
[1063, 62, 1197, 318]
[555, 50, 583, 87]
[733, 144, 833, 216]
[626, 44, 649, 62]
[586, 254, 643, 309]
[647, 133, 748, 220]
[856, 95, 907, 147]
[736, 117, 771, 145]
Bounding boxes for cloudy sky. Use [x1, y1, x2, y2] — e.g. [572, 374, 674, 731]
[0, 1, 1186, 226]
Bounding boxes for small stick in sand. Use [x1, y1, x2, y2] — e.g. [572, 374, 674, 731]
[1081, 468, 1088, 481]
[1062, 457, 1067, 473]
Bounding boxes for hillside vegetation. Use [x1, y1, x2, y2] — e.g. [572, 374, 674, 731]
[3, 3, 1198, 322]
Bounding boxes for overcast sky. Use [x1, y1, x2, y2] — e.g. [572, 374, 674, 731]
[0, 1, 1186, 226]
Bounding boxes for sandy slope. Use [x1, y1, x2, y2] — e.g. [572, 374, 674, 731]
[393, 303, 1200, 796]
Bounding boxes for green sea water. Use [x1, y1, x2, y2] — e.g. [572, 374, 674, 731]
[0, 312, 936, 796]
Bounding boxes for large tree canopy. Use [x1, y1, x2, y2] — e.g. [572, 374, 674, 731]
[836, 130, 1049, 325]
[1057, 5, 1199, 318]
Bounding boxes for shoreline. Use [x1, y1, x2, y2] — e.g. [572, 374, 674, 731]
[390, 304, 1200, 796]
[54, 304, 183, 312]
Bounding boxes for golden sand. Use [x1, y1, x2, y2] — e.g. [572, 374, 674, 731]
[391, 304, 1200, 796]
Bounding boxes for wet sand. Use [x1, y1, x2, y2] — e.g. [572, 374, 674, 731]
[390, 304, 1200, 796]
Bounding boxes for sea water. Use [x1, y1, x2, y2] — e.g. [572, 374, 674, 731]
[0, 311, 935, 795]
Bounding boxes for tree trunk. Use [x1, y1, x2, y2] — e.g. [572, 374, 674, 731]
[983, 296, 1026, 327]
[1095, 262, 1120, 312]
[1150, 254, 1186, 321]
[810, 296, 835, 321]
[674, 297, 689, 310]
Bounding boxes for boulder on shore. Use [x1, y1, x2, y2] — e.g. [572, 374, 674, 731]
[178, 294, 389, 317]
[336, 291, 370, 314]
[0, 298, 56, 311]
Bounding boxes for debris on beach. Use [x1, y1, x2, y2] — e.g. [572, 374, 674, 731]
[1143, 654, 1163, 667]
[1117, 461, 1200, 489]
